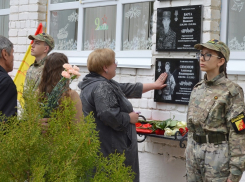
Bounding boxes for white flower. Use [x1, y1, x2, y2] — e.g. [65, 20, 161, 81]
[176, 121, 187, 129]
[171, 127, 179, 135]
[164, 128, 173, 136]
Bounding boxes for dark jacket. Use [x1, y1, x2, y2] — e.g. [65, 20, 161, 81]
[0, 66, 17, 121]
[78, 72, 143, 182]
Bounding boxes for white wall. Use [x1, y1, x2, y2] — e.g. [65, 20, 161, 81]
[9, 0, 47, 78]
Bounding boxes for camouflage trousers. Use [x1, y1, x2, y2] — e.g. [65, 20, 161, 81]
[186, 134, 229, 182]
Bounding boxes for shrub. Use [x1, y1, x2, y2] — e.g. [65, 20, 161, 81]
[0, 87, 134, 181]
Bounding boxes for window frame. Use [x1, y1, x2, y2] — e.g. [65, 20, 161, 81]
[0, 8, 9, 16]
[220, 0, 245, 74]
[47, 0, 154, 68]
[0, 6, 10, 37]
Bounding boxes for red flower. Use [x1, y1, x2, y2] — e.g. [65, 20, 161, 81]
[179, 127, 188, 136]
[155, 129, 165, 135]
[135, 123, 142, 127]
[143, 123, 152, 128]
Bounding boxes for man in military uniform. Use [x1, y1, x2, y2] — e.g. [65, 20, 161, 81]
[158, 62, 176, 100]
[24, 33, 54, 90]
[157, 11, 176, 50]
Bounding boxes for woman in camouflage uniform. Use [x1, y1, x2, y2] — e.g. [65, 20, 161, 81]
[186, 39, 245, 182]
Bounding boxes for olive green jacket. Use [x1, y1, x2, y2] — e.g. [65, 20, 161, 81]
[24, 56, 47, 90]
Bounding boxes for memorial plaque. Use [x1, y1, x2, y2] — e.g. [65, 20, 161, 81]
[154, 58, 200, 105]
[156, 5, 202, 52]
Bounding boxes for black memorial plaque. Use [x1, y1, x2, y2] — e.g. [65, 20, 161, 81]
[156, 5, 202, 52]
[154, 58, 200, 105]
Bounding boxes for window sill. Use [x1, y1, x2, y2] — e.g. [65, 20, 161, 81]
[227, 60, 245, 75]
[0, 9, 10, 16]
[68, 57, 152, 69]
[51, 50, 153, 69]
[80, 0, 116, 3]
[227, 52, 245, 75]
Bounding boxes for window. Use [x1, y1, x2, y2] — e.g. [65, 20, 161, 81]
[50, 9, 78, 50]
[0, 0, 10, 37]
[122, 2, 153, 50]
[83, 5, 117, 50]
[221, 0, 245, 74]
[47, 0, 154, 68]
[227, 1, 245, 51]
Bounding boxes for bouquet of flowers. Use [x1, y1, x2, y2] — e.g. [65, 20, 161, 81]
[43, 63, 81, 118]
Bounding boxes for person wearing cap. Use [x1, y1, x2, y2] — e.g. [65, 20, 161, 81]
[186, 39, 245, 182]
[157, 11, 176, 49]
[24, 33, 54, 90]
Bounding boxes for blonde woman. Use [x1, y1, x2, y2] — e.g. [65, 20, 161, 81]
[78, 48, 167, 182]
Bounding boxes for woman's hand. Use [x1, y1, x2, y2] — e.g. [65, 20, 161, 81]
[155, 72, 168, 90]
[142, 72, 167, 93]
[129, 112, 139, 124]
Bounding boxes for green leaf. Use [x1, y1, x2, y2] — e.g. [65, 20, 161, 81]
[153, 120, 166, 130]
[169, 120, 178, 128]
[165, 118, 172, 128]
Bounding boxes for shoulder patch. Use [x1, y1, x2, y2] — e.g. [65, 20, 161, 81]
[231, 113, 245, 133]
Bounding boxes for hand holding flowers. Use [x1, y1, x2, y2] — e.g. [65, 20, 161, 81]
[62, 64, 81, 79]
[43, 64, 81, 118]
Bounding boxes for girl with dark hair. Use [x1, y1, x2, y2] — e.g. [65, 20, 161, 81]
[186, 39, 245, 182]
[38, 52, 82, 123]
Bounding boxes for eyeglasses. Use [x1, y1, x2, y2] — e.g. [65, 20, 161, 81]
[115, 59, 118, 65]
[196, 52, 221, 61]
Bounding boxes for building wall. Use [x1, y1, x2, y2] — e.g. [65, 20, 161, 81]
[8, 0, 245, 181]
[137, 1, 245, 181]
[8, 0, 47, 78]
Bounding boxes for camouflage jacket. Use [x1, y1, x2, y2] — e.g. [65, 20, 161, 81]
[157, 27, 176, 49]
[24, 56, 47, 90]
[187, 72, 245, 181]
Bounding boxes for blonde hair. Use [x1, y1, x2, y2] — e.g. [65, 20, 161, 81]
[87, 48, 115, 74]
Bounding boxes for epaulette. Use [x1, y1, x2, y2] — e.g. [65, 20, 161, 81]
[226, 80, 239, 96]
[193, 80, 204, 88]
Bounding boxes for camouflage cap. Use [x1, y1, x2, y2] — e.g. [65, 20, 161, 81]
[28, 33, 54, 50]
[194, 39, 230, 62]
[163, 11, 171, 18]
